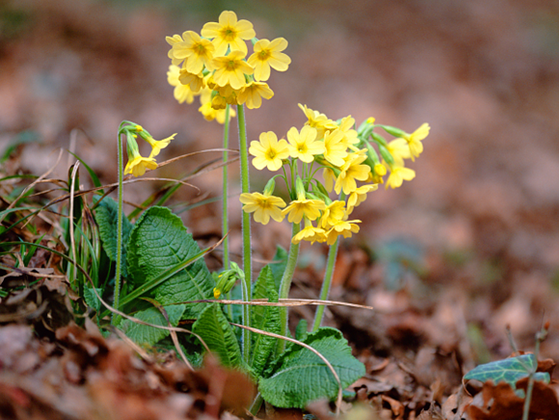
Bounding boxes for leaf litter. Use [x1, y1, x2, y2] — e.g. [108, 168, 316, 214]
[2, 0, 559, 418]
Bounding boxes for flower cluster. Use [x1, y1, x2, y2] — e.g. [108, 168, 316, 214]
[240, 105, 430, 244]
[166, 11, 291, 123]
[120, 122, 176, 177]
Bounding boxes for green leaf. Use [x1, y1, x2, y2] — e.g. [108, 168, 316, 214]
[84, 286, 103, 312]
[120, 304, 186, 346]
[250, 265, 281, 378]
[192, 303, 242, 368]
[95, 196, 133, 277]
[270, 245, 288, 292]
[464, 354, 550, 388]
[259, 327, 366, 408]
[126, 207, 214, 318]
[295, 319, 308, 341]
[68, 151, 103, 190]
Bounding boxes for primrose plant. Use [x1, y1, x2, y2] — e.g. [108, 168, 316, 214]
[103, 10, 430, 411]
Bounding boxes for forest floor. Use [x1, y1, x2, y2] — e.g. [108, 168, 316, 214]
[2, 0, 559, 419]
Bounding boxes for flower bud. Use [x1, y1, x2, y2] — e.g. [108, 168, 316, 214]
[213, 262, 244, 299]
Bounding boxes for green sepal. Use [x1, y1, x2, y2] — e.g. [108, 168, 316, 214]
[378, 144, 395, 166]
[378, 124, 405, 138]
[371, 132, 388, 147]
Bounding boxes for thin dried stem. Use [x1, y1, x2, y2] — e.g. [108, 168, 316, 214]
[0, 148, 64, 224]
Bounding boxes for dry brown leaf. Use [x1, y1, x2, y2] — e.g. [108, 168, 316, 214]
[466, 378, 559, 420]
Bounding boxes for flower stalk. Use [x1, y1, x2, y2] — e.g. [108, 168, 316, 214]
[112, 124, 125, 325]
[222, 105, 231, 270]
[237, 103, 252, 360]
[311, 237, 339, 331]
[277, 221, 301, 354]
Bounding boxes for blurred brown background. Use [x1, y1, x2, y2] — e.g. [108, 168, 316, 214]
[2, 0, 559, 358]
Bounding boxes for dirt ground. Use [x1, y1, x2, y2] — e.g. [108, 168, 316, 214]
[2, 0, 559, 418]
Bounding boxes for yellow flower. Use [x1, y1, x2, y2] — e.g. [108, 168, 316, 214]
[237, 81, 274, 109]
[178, 68, 205, 93]
[170, 31, 215, 74]
[347, 184, 378, 213]
[165, 34, 184, 66]
[323, 167, 337, 192]
[386, 138, 411, 166]
[404, 123, 430, 160]
[319, 200, 346, 229]
[282, 197, 326, 224]
[167, 65, 195, 104]
[367, 163, 387, 184]
[325, 219, 361, 245]
[211, 50, 254, 90]
[249, 131, 289, 171]
[335, 151, 371, 195]
[240, 192, 286, 225]
[292, 222, 327, 245]
[144, 134, 176, 159]
[338, 116, 359, 148]
[248, 37, 291, 81]
[124, 155, 157, 177]
[286, 125, 325, 163]
[199, 87, 237, 123]
[201, 10, 255, 56]
[385, 165, 415, 189]
[322, 128, 348, 167]
[298, 104, 338, 138]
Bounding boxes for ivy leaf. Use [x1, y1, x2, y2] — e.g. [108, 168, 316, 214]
[126, 207, 214, 318]
[250, 265, 281, 378]
[120, 304, 185, 346]
[464, 354, 550, 389]
[95, 196, 133, 277]
[192, 303, 242, 369]
[259, 327, 365, 408]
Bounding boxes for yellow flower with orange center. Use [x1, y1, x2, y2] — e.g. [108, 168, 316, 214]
[248, 37, 291, 81]
[211, 50, 254, 90]
[286, 126, 325, 163]
[249, 131, 289, 171]
[201, 10, 255, 56]
[240, 192, 286, 225]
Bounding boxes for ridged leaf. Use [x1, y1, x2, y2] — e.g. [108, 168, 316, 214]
[120, 304, 186, 346]
[259, 327, 365, 408]
[95, 196, 133, 277]
[84, 286, 102, 312]
[126, 206, 214, 318]
[250, 265, 281, 377]
[192, 303, 242, 368]
[270, 245, 288, 292]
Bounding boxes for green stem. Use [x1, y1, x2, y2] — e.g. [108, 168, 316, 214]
[222, 105, 231, 271]
[223, 105, 232, 317]
[237, 104, 251, 360]
[277, 222, 301, 354]
[112, 128, 124, 325]
[311, 237, 339, 332]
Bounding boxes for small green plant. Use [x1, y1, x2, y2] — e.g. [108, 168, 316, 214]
[1, 9, 430, 413]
